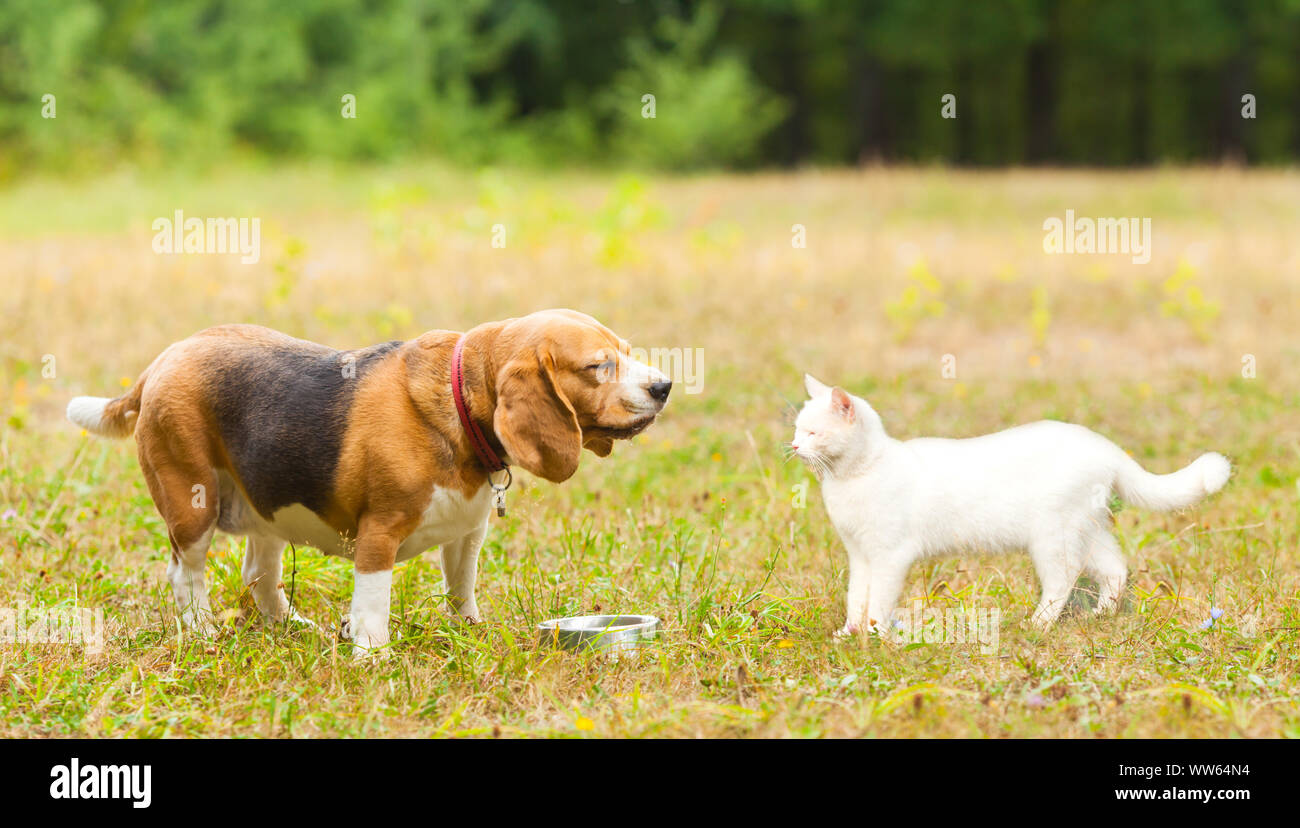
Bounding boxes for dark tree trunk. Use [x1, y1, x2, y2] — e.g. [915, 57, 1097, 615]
[1293, 29, 1300, 159]
[1132, 58, 1150, 164]
[1025, 4, 1059, 164]
[955, 58, 974, 164]
[851, 51, 888, 163]
[776, 13, 809, 166]
[1217, 54, 1249, 163]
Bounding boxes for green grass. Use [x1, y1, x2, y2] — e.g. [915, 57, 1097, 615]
[1, 164, 1297, 737]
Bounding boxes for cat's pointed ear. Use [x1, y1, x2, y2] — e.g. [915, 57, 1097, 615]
[804, 373, 830, 397]
[830, 387, 856, 422]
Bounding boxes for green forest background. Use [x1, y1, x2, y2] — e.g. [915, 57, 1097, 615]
[3, 0, 1300, 179]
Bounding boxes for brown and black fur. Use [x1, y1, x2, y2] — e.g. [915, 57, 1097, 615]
[71, 310, 668, 629]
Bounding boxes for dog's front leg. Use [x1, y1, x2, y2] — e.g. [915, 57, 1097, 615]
[440, 523, 488, 623]
[343, 517, 405, 656]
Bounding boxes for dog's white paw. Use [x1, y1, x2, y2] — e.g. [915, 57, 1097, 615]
[181, 609, 219, 638]
[340, 613, 390, 660]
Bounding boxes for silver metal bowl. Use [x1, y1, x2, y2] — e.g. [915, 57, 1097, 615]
[537, 614, 659, 657]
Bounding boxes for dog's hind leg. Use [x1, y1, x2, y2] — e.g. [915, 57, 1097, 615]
[168, 527, 216, 635]
[242, 533, 289, 621]
[241, 533, 317, 628]
[138, 437, 220, 636]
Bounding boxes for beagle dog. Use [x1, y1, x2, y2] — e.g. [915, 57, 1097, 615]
[67, 309, 671, 653]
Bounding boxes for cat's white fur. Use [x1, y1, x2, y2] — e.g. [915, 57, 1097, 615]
[792, 374, 1231, 635]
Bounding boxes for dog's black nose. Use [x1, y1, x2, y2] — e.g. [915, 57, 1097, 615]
[648, 381, 672, 402]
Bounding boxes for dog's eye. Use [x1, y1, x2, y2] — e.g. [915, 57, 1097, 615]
[586, 360, 615, 372]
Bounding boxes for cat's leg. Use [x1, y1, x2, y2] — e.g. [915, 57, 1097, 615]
[1028, 530, 1084, 630]
[865, 553, 911, 638]
[1082, 525, 1127, 615]
[835, 549, 871, 638]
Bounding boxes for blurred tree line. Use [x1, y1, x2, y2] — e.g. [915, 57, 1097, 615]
[2, 0, 1298, 179]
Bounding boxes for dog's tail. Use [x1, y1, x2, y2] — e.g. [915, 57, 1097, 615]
[67, 369, 150, 439]
[1113, 451, 1231, 512]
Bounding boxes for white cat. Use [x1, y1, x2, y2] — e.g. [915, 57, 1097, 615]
[791, 375, 1231, 635]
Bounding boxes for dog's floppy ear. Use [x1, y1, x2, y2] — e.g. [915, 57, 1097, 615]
[583, 435, 614, 457]
[804, 373, 831, 397]
[494, 349, 582, 482]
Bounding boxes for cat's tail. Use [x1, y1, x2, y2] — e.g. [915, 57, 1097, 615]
[1113, 451, 1231, 512]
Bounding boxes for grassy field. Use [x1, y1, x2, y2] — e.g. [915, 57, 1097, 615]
[1, 164, 1297, 737]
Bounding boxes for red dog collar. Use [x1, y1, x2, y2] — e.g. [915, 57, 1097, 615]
[451, 335, 508, 474]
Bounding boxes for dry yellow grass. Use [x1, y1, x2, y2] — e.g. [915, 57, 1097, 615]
[0, 164, 1297, 737]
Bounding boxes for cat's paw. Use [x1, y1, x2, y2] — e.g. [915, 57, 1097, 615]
[1091, 598, 1121, 616]
[1027, 613, 1058, 632]
[866, 618, 906, 645]
[833, 624, 859, 641]
[351, 641, 392, 662]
